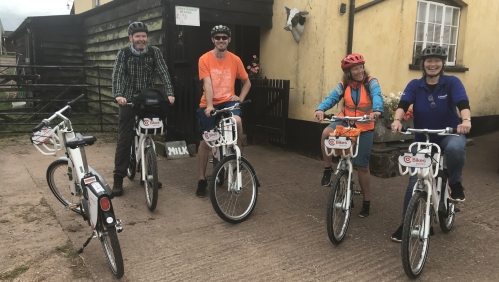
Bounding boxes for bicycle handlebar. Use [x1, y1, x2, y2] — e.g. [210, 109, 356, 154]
[323, 114, 371, 122]
[210, 100, 251, 116]
[396, 127, 458, 135]
[32, 94, 86, 132]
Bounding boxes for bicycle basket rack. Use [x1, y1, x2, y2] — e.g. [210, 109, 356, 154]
[31, 126, 63, 156]
[202, 117, 238, 148]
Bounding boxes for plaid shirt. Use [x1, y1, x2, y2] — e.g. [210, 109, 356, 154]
[112, 46, 174, 100]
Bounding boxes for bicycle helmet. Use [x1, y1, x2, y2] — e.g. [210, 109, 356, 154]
[420, 45, 448, 60]
[128, 22, 148, 36]
[211, 25, 231, 37]
[341, 53, 365, 70]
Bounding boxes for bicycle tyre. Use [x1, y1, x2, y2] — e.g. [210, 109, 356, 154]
[144, 145, 158, 211]
[401, 190, 430, 279]
[326, 169, 351, 245]
[438, 186, 456, 233]
[209, 155, 258, 224]
[97, 220, 124, 278]
[127, 138, 136, 180]
[46, 159, 83, 215]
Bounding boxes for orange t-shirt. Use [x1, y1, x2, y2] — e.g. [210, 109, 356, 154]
[198, 51, 249, 108]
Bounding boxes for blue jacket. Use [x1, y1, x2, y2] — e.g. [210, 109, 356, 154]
[401, 75, 468, 142]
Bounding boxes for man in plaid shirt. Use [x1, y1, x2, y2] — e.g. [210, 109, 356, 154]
[111, 21, 175, 196]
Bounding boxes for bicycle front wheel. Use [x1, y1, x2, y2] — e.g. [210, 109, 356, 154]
[127, 138, 136, 180]
[209, 155, 258, 224]
[144, 145, 158, 211]
[46, 159, 82, 215]
[97, 220, 124, 278]
[326, 169, 351, 245]
[402, 191, 430, 279]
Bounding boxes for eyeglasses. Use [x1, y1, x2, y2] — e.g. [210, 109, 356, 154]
[214, 35, 228, 41]
[428, 95, 437, 109]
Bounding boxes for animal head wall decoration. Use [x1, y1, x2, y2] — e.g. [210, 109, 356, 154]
[284, 6, 309, 43]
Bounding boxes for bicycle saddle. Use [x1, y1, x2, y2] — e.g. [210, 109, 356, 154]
[66, 133, 97, 149]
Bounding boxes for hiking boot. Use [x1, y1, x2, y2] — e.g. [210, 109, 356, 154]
[112, 175, 124, 197]
[196, 179, 207, 197]
[450, 182, 465, 202]
[391, 225, 403, 242]
[321, 168, 333, 186]
[140, 180, 163, 189]
[359, 201, 370, 218]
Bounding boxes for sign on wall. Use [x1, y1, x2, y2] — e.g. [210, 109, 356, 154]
[175, 6, 200, 26]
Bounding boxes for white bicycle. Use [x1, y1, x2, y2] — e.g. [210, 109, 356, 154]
[397, 127, 459, 279]
[203, 101, 260, 223]
[125, 102, 164, 211]
[31, 94, 124, 278]
[324, 114, 372, 245]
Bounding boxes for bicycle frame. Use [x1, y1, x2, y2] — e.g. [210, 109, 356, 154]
[398, 128, 456, 239]
[204, 115, 242, 192]
[132, 116, 164, 183]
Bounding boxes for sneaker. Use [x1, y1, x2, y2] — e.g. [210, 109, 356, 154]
[321, 168, 333, 186]
[359, 201, 370, 218]
[196, 179, 207, 197]
[112, 175, 124, 197]
[140, 180, 163, 189]
[450, 182, 465, 202]
[391, 225, 403, 242]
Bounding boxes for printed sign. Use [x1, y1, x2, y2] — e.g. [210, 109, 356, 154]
[175, 6, 200, 26]
[165, 140, 190, 160]
[31, 127, 54, 145]
[90, 181, 106, 194]
[139, 118, 163, 129]
[398, 153, 432, 168]
[203, 130, 220, 142]
[324, 136, 352, 149]
[83, 176, 97, 184]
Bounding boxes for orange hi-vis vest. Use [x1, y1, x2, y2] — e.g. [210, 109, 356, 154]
[338, 76, 374, 132]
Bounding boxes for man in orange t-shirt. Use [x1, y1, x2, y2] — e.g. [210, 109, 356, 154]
[195, 25, 251, 197]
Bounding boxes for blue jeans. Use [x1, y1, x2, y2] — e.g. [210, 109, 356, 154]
[400, 134, 466, 222]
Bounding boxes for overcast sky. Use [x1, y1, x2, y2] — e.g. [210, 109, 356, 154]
[0, 0, 71, 31]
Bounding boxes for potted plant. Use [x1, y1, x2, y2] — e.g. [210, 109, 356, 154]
[373, 91, 414, 143]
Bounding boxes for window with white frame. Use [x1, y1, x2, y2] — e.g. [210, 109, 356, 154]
[413, 0, 461, 66]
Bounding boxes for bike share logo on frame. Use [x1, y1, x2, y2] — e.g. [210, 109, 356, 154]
[400, 153, 431, 167]
[325, 136, 350, 149]
[140, 118, 163, 129]
[203, 130, 220, 142]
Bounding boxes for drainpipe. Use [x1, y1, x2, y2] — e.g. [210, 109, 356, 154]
[347, 0, 355, 54]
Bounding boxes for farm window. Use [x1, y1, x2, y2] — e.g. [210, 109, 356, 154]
[413, 0, 461, 66]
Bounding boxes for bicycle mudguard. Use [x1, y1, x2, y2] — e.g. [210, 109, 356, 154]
[57, 157, 113, 197]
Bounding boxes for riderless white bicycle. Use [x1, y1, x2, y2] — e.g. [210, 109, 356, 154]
[203, 100, 260, 224]
[324, 114, 371, 245]
[125, 102, 164, 211]
[31, 94, 124, 278]
[397, 127, 459, 279]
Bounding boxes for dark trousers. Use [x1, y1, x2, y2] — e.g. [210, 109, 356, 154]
[113, 105, 136, 177]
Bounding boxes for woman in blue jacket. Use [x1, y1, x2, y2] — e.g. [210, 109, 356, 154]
[390, 45, 471, 242]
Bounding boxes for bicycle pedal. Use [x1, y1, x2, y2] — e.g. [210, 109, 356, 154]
[454, 207, 461, 212]
[67, 204, 79, 211]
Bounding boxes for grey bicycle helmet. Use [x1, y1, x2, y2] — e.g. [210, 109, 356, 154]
[128, 22, 148, 36]
[211, 25, 231, 37]
[420, 45, 448, 60]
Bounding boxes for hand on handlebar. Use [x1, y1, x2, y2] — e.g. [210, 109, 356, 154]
[369, 111, 382, 122]
[204, 105, 214, 117]
[391, 119, 403, 133]
[168, 96, 175, 105]
[314, 110, 325, 122]
[116, 97, 127, 106]
[457, 121, 471, 135]
[229, 95, 241, 102]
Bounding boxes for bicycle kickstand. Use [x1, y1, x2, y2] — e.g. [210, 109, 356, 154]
[77, 230, 97, 253]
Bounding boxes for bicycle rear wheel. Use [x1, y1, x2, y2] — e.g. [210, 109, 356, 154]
[402, 191, 430, 279]
[97, 219, 124, 278]
[326, 169, 351, 245]
[46, 159, 82, 215]
[209, 155, 258, 224]
[127, 138, 136, 180]
[144, 144, 158, 211]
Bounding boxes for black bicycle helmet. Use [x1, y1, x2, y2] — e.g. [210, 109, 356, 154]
[128, 22, 148, 36]
[210, 25, 231, 37]
[420, 45, 448, 60]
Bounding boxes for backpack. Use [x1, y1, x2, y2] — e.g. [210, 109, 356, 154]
[131, 88, 169, 120]
[122, 46, 156, 74]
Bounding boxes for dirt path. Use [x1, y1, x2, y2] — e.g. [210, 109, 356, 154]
[1, 132, 499, 281]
